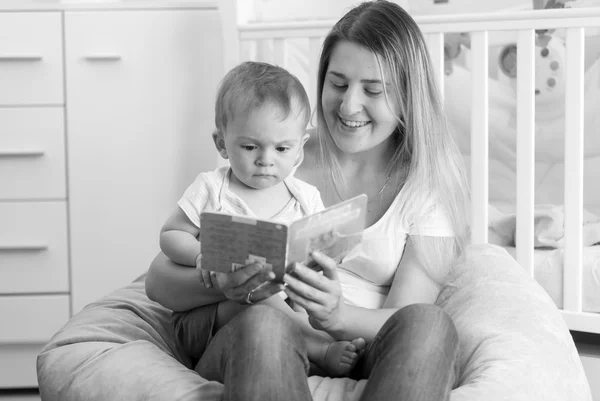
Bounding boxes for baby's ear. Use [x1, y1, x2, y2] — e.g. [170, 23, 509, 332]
[294, 132, 312, 168]
[212, 131, 228, 159]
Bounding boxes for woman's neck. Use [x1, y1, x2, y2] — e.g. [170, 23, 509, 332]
[335, 138, 398, 179]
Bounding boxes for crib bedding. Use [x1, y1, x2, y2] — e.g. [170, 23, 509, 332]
[37, 244, 592, 401]
[503, 245, 600, 313]
[489, 203, 600, 313]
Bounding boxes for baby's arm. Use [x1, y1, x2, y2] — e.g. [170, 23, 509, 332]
[159, 207, 200, 267]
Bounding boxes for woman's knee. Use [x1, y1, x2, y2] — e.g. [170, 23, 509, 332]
[381, 303, 458, 348]
[228, 305, 306, 351]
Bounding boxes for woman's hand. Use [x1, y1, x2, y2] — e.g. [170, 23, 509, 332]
[283, 251, 347, 337]
[211, 263, 284, 305]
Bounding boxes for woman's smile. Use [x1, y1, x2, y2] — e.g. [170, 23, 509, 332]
[339, 116, 371, 128]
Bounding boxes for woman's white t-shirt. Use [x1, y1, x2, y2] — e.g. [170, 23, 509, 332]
[337, 190, 454, 309]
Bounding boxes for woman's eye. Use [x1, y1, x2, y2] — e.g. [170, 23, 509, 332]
[365, 88, 382, 95]
[330, 80, 347, 89]
[242, 145, 257, 151]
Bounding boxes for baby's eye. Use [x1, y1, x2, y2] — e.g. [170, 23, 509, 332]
[276, 146, 290, 153]
[242, 145, 257, 151]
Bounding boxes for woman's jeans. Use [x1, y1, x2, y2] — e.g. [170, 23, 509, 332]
[194, 303, 459, 401]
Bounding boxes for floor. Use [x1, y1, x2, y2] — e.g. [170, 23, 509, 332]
[578, 342, 600, 400]
[0, 392, 39, 401]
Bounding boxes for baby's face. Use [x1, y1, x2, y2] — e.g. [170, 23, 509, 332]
[223, 103, 308, 190]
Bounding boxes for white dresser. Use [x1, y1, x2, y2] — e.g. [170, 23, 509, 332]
[0, 0, 223, 392]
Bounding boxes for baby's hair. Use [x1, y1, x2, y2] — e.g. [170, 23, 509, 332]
[215, 61, 311, 134]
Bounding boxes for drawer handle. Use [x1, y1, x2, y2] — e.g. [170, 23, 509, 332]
[84, 54, 122, 61]
[0, 244, 48, 251]
[0, 55, 43, 62]
[0, 150, 45, 157]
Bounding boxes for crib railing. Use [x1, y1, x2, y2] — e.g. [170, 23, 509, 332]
[220, 4, 600, 333]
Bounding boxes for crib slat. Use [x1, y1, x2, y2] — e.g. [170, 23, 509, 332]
[240, 40, 257, 62]
[425, 33, 444, 100]
[563, 27, 585, 313]
[273, 38, 286, 67]
[256, 39, 271, 63]
[470, 31, 489, 245]
[515, 29, 536, 277]
[308, 37, 321, 111]
[218, 0, 240, 72]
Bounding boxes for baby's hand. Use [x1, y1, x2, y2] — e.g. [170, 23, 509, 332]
[196, 253, 213, 288]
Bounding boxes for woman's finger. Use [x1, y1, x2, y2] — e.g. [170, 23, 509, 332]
[213, 263, 273, 291]
[288, 262, 332, 293]
[310, 251, 339, 281]
[283, 272, 326, 305]
[284, 285, 320, 312]
[231, 262, 273, 285]
[249, 282, 286, 303]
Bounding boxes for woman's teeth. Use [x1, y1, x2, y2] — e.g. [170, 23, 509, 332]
[340, 118, 370, 128]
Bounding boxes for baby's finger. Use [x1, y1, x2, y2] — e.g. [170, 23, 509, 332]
[201, 269, 212, 288]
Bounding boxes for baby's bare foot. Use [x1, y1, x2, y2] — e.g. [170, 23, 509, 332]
[322, 338, 366, 377]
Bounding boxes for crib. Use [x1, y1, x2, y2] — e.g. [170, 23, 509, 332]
[218, 2, 600, 334]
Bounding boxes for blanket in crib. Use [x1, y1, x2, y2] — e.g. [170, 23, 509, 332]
[489, 204, 600, 248]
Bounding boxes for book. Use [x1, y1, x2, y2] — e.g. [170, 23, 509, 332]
[199, 194, 368, 282]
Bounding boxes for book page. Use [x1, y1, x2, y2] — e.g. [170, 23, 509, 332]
[199, 214, 288, 277]
[287, 194, 368, 271]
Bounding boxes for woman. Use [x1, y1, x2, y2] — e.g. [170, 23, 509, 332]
[146, 1, 470, 400]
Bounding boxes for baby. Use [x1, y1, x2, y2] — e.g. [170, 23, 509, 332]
[159, 61, 364, 377]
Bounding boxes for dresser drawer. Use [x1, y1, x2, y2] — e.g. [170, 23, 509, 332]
[0, 12, 63, 105]
[0, 108, 66, 200]
[0, 295, 70, 389]
[0, 344, 45, 389]
[0, 295, 70, 343]
[0, 202, 69, 294]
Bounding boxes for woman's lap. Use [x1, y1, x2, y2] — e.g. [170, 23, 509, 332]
[353, 303, 459, 401]
[195, 304, 312, 401]
[185, 302, 458, 401]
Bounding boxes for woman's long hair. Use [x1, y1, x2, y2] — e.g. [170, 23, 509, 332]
[316, 0, 470, 281]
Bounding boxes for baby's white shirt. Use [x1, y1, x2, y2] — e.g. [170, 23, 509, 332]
[177, 166, 324, 228]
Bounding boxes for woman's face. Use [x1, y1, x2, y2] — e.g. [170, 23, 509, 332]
[321, 40, 400, 155]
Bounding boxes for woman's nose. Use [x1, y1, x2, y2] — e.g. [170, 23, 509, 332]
[340, 87, 362, 116]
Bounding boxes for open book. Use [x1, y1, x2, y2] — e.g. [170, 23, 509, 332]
[200, 194, 367, 281]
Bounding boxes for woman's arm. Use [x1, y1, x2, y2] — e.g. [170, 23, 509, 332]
[382, 236, 442, 308]
[283, 237, 445, 343]
[146, 252, 285, 312]
[145, 252, 225, 311]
